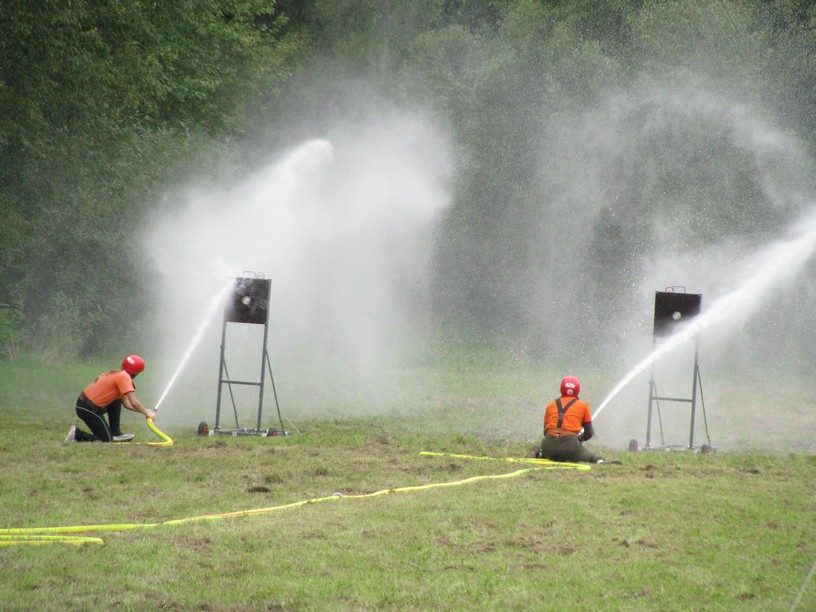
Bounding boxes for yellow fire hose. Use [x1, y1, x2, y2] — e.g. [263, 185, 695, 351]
[419, 451, 591, 469]
[140, 417, 173, 447]
[0, 451, 585, 546]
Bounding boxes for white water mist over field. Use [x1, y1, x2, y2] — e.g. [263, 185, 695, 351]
[140, 78, 816, 453]
[535, 80, 816, 452]
[595, 206, 816, 418]
[144, 116, 452, 425]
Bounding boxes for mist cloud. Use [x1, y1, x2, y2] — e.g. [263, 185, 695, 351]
[144, 113, 453, 424]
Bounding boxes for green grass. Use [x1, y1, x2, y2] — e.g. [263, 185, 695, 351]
[1, 357, 815, 610]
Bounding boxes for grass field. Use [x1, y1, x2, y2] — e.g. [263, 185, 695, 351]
[1, 356, 814, 610]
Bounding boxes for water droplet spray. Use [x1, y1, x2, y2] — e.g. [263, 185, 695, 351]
[154, 281, 233, 410]
[594, 206, 816, 419]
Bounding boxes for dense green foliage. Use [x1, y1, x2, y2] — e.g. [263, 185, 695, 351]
[0, 0, 300, 358]
[3, 0, 816, 360]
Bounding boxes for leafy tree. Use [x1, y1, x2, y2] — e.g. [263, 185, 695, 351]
[3, 0, 816, 363]
[0, 0, 301, 360]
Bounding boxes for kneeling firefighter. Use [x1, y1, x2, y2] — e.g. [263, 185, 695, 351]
[65, 355, 157, 443]
[536, 376, 604, 464]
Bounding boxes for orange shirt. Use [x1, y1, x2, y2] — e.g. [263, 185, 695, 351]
[83, 370, 134, 408]
[544, 396, 592, 433]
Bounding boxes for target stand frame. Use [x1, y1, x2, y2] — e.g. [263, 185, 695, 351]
[630, 287, 714, 454]
[203, 276, 289, 438]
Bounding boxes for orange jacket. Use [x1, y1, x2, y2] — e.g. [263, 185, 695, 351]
[544, 396, 592, 434]
[83, 370, 134, 409]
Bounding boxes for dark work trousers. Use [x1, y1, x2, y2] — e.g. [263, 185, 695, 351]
[75, 397, 123, 442]
[539, 434, 602, 463]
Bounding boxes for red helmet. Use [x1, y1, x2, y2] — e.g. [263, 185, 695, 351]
[560, 376, 580, 397]
[122, 355, 145, 375]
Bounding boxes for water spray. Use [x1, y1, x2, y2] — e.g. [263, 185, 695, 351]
[147, 129, 451, 425]
[154, 281, 234, 411]
[595, 206, 816, 420]
[137, 280, 232, 446]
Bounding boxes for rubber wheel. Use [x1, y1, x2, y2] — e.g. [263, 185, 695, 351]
[197, 421, 209, 437]
[700, 444, 712, 455]
[266, 429, 278, 437]
[628, 438, 639, 452]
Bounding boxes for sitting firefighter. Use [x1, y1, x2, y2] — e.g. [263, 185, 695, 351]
[535, 376, 604, 464]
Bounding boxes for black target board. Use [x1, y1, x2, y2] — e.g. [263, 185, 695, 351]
[653, 291, 701, 337]
[225, 278, 271, 325]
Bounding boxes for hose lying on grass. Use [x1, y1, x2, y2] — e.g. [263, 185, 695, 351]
[419, 451, 592, 468]
[0, 452, 586, 546]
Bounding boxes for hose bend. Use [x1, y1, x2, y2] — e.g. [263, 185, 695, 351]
[144, 417, 173, 446]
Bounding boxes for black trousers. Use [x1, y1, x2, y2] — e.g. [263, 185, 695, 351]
[75, 397, 123, 442]
[539, 434, 602, 463]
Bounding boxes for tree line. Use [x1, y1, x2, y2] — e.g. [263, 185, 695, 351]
[2, 0, 816, 362]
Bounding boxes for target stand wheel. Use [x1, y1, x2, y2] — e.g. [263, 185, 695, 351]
[197, 421, 209, 437]
[628, 438, 639, 452]
[700, 444, 713, 455]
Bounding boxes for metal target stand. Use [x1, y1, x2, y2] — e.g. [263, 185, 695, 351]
[629, 287, 714, 454]
[197, 274, 289, 438]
